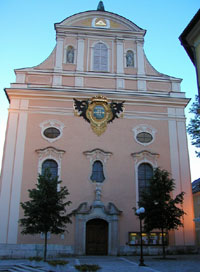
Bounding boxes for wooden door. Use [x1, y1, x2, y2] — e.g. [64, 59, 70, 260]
[86, 219, 108, 255]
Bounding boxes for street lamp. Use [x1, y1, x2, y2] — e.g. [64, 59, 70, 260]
[136, 207, 146, 266]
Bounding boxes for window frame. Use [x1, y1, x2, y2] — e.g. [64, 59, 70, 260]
[42, 159, 58, 179]
[138, 163, 153, 201]
[40, 120, 64, 143]
[132, 124, 157, 146]
[91, 41, 110, 72]
[90, 160, 105, 183]
[83, 148, 112, 184]
[131, 150, 159, 207]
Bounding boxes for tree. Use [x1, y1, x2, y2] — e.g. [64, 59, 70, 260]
[138, 167, 185, 258]
[187, 95, 200, 157]
[19, 168, 72, 261]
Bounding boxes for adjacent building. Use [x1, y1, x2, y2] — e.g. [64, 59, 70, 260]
[179, 9, 200, 98]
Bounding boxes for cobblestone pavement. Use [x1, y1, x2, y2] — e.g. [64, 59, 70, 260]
[0, 255, 199, 272]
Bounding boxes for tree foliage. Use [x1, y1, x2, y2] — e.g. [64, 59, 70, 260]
[187, 95, 200, 157]
[19, 168, 72, 260]
[139, 167, 185, 258]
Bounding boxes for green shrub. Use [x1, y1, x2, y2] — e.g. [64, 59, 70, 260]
[28, 256, 43, 262]
[74, 264, 101, 271]
[47, 260, 69, 266]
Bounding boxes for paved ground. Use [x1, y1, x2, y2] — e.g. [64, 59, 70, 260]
[0, 255, 199, 272]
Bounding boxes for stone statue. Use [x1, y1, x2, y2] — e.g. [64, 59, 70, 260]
[95, 184, 102, 201]
[67, 46, 74, 63]
[126, 50, 134, 67]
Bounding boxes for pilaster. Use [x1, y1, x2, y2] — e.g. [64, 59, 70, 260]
[77, 38, 85, 71]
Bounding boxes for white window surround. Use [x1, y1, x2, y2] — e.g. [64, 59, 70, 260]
[64, 44, 76, 64]
[132, 124, 157, 146]
[90, 41, 110, 72]
[83, 148, 112, 183]
[131, 150, 159, 206]
[36, 146, 65, 180]
[40, 120, 64, 143]
[92, 18, 110, 28]
[124, 48, 136, 68]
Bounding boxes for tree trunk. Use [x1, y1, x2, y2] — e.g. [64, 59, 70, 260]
[161, 227, 166, 259]
[44, 232, 47, 261]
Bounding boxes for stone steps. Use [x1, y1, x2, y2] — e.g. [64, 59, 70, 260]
[0, 264, 48, 272]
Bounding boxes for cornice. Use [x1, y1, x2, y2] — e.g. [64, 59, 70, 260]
[14, 69, 182, 83]
[5, 88, 189, 108]
[55, 26, 145, 40]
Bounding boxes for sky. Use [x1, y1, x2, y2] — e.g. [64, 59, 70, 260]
[0, 0, 199, 181]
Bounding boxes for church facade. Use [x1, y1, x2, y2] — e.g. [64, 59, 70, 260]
[0, 2, 196, 256]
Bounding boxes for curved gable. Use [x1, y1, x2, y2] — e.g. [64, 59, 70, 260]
[55, 10, 146, 35]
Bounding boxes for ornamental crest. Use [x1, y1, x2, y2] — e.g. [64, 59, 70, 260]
[74, 96, 124, 136]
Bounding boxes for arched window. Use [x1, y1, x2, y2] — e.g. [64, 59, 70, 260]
[42, 159, 58, 179]
[90, 160, 105, 183]
[93, 42, 108, 71]
[126, 50, 134, 67]
[138, 163, 153, 200]
[66, 45, 75, 64]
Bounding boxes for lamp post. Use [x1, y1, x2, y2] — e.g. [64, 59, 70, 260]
[136, 207, 146, 266]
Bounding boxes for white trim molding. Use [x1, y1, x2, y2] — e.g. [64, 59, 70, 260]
[55, 37, 64, 71]
[132, 124, 157, 146]
[0, 99, 29, 244]
[131, 150, 159, 206]
[116, 39, 124, 74]
[83, 148, 112, 183]
[36, 146, 65, 179]
[77, 37, 85, 71]
[90, 40, 110, 72]
[40, 120, 65, 143]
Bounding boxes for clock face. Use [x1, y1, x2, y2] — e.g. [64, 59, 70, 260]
[93, 105, 105, 120]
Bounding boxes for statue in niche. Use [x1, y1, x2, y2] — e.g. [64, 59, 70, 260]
[126, 50, 134, 67]
[95, 184, 102, 201]
[66, 46, 74, 63]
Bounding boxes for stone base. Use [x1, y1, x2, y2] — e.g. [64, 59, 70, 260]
[0, 244, 74, 259]
[119, 245, 198, 256]
[0, 244, 198, 259]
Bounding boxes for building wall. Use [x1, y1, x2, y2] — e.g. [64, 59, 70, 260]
[0, 9, 196, 255]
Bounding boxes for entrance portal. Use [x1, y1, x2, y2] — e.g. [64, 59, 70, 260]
[86, 219, 108, 255]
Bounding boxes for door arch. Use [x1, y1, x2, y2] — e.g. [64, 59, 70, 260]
[86, 218, 108, 255]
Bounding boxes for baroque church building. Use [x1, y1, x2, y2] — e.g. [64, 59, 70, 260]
[0, 2, 196, 256]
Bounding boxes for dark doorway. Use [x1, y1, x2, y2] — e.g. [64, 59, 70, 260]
[86, 219, 108, 255]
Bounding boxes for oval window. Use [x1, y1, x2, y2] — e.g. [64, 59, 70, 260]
[136, 132, 153, 144]
[43, 127, 60, 139]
